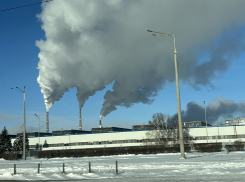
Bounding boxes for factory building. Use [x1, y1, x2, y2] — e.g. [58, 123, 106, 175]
[225, 118, 245, 125]
[8, 134, 16, 138]
[132, 124, 156, 130]
[16, 132, 52, 137]
[52, 129, 91, 135]
[183, 121, 212, 127]
[91, 127, 132, 133]
[10, 121, 245, 151]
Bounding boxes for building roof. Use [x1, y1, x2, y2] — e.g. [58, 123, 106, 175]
[132, 124, 156, 130]
[16, 132, 52, 137]
[52, 130, 91, 135]
[91, 127, 132, 133]
[183, 121, 212, 127]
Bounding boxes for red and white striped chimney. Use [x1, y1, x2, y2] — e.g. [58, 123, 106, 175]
[99, 119, 102, 128]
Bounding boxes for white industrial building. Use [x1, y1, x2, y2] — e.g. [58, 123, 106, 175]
[225, 118, 245, 125]
[10, 124, 245, 151]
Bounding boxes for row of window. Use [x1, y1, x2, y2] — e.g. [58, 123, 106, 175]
[30, 139, 143, 148]
[195, 134, 245, 140]
[30, 134, 245, 148]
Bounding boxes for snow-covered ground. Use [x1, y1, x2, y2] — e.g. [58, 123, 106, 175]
[1, 151, 245, 181]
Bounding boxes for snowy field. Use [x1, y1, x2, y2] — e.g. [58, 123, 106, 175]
[1, 151, 245, 181]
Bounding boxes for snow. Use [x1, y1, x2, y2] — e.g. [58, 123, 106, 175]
[1, 151, 245, 181]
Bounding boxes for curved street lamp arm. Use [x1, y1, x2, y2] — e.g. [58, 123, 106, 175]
[10, 87, 23, 93]
[34, 114, 39, 119]
[147, 30, 172, 36]
[16, 87, 25, 93]
[147, 30, 176, 50]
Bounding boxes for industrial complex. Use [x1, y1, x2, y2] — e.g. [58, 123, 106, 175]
[10, 118, 245, 151]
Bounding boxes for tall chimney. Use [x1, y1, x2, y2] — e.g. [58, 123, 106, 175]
[79, 108, 82, 130]
[46, 112, 49, 133]
[99, 119, 102, 128]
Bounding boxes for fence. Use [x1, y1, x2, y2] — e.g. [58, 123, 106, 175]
[8, 161, 119, 175]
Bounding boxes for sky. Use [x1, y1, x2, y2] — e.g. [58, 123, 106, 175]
[0, 0, 245, 134]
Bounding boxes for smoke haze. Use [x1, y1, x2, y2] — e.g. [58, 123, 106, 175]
[9, 124, 38, 135]
[36, 0, 245, 117]
[181, 98, 245, 125]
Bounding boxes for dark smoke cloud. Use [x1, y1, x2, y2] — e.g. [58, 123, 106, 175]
[100, 72, 164, 117]
[181, 98, 245, 125]
[190, 29, 245, 88]
[36, 0, 245, 117]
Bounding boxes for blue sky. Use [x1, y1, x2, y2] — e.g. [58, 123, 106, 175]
[1, 0, 245, 134]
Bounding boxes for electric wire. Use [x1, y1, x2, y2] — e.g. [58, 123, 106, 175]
[0, 0, 54, 13]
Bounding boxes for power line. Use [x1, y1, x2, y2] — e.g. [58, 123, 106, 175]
[0, 0, 54, 13]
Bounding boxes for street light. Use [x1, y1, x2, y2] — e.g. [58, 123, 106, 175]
[34, 114, 40, 150]
[203, 100, 208, 143]
[147, 30, 185, 159]
[11, 86, 26, 160]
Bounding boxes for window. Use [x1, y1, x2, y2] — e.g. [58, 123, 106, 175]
[101, 141, 109, 144]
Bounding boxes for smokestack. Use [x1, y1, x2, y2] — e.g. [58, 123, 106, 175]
[79, 108, 82, 130]
[99, 119, 102, 128]
[46, 112, 49, 133]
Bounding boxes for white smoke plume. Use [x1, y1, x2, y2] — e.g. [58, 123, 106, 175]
[36, 0, 245, 116]
[76, 87, 104, 109]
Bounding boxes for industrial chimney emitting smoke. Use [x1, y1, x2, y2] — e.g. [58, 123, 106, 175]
[99, 115, 102, 128]
[79, 108, 82, 130]
[46, 112, 49, 133]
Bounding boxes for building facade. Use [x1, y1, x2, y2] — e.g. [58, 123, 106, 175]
[183, 121, 212, 127]
[225, 118, 245, 125]
[10, 124, 245, 151]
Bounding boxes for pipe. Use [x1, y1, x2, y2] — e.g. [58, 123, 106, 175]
[46, 112, 49, 133]
[79, 108, 82, 130]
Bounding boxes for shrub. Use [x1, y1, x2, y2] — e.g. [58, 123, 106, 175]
[36, 144, 191, 159]
[0, 153, 22, 160]
[225, 140, 244, 152]
[234, 140, 244, 151]
[193, 143, 222, 152]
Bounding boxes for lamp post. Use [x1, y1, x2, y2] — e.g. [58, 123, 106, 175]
[34, 114, 40, 150]
[217, 125, 219, 143]
[203, 100, 208, 143]
[147, 30, 185, 159]
[11, 86, 26, 160]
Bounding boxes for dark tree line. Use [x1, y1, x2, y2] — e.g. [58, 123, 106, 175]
[12, 133, 29, 152]
[0, 127, 12, 152]
[0, 126, 29, 153]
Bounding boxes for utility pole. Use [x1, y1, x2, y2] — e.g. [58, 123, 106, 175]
[147, 30, 185, 159]
[11, 86, 26, 160]
[34, 114, 40, 150]
[203, 100, 208, 143]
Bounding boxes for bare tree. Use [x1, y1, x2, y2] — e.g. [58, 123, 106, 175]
[170, 114, 190, 145]
[144, 113, 191, 146]
[144, 113, 171, 146]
